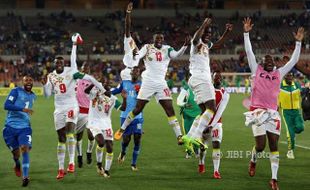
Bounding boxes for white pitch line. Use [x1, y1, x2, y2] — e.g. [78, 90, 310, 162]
[280, 141, 310, 150]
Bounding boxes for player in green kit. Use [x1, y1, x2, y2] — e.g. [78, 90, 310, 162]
[177, 72, 201, 157]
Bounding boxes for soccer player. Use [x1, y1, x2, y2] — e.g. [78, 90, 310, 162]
[75, 62, 97, 167]
[112, 66, 143, 171]
[121, 2, 139, 81]
[278, 72, 304, 159]
[42, 33, 105, 180]
[85, 81, 126, 178]
[3, 75, 36, 187]
[177, 71, 201, 158]
[243, 17, 304, 190]
[199, 72, 229, 178]
[182, 18, 233, 150]
[114, 29, 191, 145]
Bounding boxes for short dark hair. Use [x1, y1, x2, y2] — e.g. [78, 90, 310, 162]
[55, 56, 64, 60]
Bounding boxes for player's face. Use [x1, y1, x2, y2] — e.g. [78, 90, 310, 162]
[263, 55, 274, 72]
[131, 67, 140, 81]
[213, 72, 222, 86]
[202, 31, 211, 44]
[153, 34, 164, 49]
[285, 73, 293, 84]
[55, 59, 64, 73]
[82, 63, 90, 74]
[23, 76, 33, 92]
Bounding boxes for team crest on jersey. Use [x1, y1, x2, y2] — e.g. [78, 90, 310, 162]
[49, 73, 64, 86]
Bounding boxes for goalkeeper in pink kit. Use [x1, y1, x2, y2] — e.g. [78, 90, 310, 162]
[243, 17, 304, 190]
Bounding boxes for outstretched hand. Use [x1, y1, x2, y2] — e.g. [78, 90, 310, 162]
[225, 23, 233, 32]
[294, 27, 305, 42]
[243, 17, 254, 32]
[203, 18, 212, 27]
[127, 2, 133, 13]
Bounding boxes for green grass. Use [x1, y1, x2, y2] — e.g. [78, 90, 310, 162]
[0, 94, 310, 190]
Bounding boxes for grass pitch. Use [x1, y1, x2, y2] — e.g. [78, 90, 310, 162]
[0, 94, 310, 190]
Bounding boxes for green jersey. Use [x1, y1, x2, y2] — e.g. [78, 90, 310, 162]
[179, 80, 201, 117]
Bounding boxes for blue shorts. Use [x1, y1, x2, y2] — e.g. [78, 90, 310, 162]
[3, 126, 32, 151]
[121, 118, 143, 136]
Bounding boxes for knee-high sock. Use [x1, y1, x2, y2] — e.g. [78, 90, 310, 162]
[168, 116, 182, 137]
[67, 133, 76, 164]
[212, 149, 221, 172]
[187, 116, 200, 138]
[22, 151, 30, 178]
[57, 142, 66, 170]
[105, 152, 113, 171]
[87, 139, 95, 153]
[132, 143, 140, 166]
[121, 112, 135, 130]
[251, 146, 258, 163]
[192, 110, 214, 139]
[96, 145, 104, 163]
[270, 151, 279, 180]
[199, 149, 207, 165]
[77, 140, 83, 156]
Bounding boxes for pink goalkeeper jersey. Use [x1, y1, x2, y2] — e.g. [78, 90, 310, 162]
[251, 65, 281, 111]
[76, 79, 92, 113]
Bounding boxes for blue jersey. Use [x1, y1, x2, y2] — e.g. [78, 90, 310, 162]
[4, 87, 36, 129]
[112, 80, 143, 119]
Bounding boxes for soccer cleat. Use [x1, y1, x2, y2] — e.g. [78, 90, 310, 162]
[286, 150, 295, 159]
[78, 155, 83, 168]
[56, 169, 65, 180]
[131, 165, 138, 171]
[97, 163, 104, 176]
[114, 129, 124, 140]
[86, 152, 92, 164]
[198, 164, 205, 174]
[269, 179, 279, 190]
[177, 135, 184, 145]
[117, 152, 125, 164]
[103, 170, 110, 178]
[248, 161, 256, 177]
[181, 135, 194, 154]
[67, 163, 75, 173]
[22, 177, 30, 187]
[14, 165, 21, 177]
[213, 171, 222, 179]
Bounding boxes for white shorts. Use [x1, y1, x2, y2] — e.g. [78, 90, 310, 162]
[204, 123, 223, 143]
[252, 119, 281, 137]
[54, 107, 79, 131]
[137, 81, 172, 101]
[189, 76, 215, 105]
[87, 119, 113, 141]
[76, 113, 88, 134]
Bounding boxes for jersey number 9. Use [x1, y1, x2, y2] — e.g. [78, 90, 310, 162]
[59, 83, 67, 93]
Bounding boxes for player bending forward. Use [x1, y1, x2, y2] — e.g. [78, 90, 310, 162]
[243, 17, 304, 190]
[114, 31, 191, 145]
[85, 81, 126, 178]
[198, 72, 229, 179]
[42, 33, 105, 180]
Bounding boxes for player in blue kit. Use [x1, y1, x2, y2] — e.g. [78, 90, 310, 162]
[3, 75, 36, 187]
[112, 66, 143, 171]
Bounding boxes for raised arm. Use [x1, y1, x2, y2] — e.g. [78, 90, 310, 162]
[243, 17, 257, 73]
[192, 18, 212, 45]
[209, 91, 230, 126]
[279, 27, 304, 78]
[212, 23, 233, 49]
[73, 72, 105, 92]
[70, 44, 78, 71]
[169, 35, 191, 59]
[125, 2, 133, 38]
[134, 44, 148, 60]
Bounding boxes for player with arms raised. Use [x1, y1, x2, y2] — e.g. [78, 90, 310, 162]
[243, 17, 304, 190]
[182, 18, 233, 150]
[42, 34, 105, 180]
[114, 29, 191, 145]
[3, 75, 36, 187]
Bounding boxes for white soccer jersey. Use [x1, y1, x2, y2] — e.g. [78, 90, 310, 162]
[88, 87, 118, 128]
[189, 39, 213, 81]
[46, 67, 79, 108]
[123, 36, 139, 68]
[139, 44, 174, 82]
